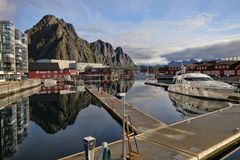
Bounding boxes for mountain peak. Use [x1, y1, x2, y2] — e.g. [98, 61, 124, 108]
[36, 14, 60, 26]
[96, 39, 104, 43]
[115, 47, 124, 54]
[26, 15, 135, 68]
[41, 14, 57, 21]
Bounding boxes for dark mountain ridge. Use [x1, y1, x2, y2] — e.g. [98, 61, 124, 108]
[26, 15, 135, 68]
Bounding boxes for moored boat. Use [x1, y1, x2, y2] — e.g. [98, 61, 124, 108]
[168, 73, 236, 100]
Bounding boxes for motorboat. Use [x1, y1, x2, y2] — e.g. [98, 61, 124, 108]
[168, 73, 236, 100]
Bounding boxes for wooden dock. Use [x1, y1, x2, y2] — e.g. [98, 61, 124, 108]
[61, 85, 240, 160]
[86, 85, 166, 133]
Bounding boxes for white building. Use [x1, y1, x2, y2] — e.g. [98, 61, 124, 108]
[37, 59, 76, 70]
[224, 56, 240, 61]
[69, 63, 109, 72]
[37, 59, 109, 72]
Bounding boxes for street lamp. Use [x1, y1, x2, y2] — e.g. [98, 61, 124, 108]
[117, 92, 126, 160]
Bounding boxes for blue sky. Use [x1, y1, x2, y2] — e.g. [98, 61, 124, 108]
[1, 0, 240, 64]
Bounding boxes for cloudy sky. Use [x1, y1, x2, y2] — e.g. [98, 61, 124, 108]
[1, 0, 240, 64]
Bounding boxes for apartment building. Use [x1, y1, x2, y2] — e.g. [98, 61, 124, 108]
[0, 20, 28, 81]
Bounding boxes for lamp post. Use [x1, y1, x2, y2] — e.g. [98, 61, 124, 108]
[117, 92, 126, 160]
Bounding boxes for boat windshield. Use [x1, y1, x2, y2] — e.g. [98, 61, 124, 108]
[184, 77, 213, 81]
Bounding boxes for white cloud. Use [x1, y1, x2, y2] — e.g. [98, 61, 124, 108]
[0, 0, 16, 19]
[74, 11, 240, 65]
[136, 56, 169, 65]
[96, 13, 218, 64]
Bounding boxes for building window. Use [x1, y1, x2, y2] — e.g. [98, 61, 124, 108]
[237, 70, 240, 75]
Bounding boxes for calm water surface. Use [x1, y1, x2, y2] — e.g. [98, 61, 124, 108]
[0, 80, 236, 159]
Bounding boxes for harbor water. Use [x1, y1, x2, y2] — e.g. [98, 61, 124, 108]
[0, 80, 238, 160]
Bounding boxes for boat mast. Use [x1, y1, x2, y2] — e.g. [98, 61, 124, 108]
[147, 50, 149, 81]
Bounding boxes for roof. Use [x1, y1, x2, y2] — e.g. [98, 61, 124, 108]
[29, 62, 60, 71]
[215, 61, 238, 65]
[215, 61, 240, 70]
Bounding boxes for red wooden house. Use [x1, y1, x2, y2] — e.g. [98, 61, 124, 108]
[28, 63, 79, 81]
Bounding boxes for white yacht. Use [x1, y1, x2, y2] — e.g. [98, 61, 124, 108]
[168, 73, 236, 100]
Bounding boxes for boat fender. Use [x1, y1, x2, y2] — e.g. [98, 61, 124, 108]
[102, 142, 112, 160]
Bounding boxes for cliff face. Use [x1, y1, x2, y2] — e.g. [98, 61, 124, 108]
[26, 15, 135, 68]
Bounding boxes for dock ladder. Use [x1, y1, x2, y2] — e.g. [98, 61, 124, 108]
[125, 115, 140, 160]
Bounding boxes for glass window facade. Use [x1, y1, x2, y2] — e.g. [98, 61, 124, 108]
[0, 20, 28, 81]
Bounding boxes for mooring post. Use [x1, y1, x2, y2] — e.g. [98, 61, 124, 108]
[83, 136, 96, 160]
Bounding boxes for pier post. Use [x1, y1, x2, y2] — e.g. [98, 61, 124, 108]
[118, 93, 126, 160]
[83, 136, 96, 160]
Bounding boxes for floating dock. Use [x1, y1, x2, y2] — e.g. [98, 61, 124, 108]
[61, 85, 240, 160]
[144, 81, 169, 89]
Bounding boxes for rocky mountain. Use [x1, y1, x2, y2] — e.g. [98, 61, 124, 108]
[26, 15, 135, 68]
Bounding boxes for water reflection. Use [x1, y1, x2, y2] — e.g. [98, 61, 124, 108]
[39, 84, 85, 95]
[30, 91, 96, 134]
[29, 80, 134, 134]
[95, 80, 135, 96]
[0, 98, 29, 159]
[169, 92, 232, 116]
[3, 80, 234, 159]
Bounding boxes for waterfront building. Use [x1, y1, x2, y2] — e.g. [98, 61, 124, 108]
[0, 20, 28, 81]
[21, 33, 28, 74]
[28, 62, 79, 81]
[157, 60, 240, 77]
[0, 32, 4, 81]
[0, 20, 16, 79]
[37, 59, 76, 70]
[224, 56, 240, 61]
[15, 29, 23, 74]
[69, 62, 108, 72]
[80, 67, 118, 81]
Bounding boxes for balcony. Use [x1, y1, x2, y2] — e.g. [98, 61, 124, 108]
[3, 56, 15, 62]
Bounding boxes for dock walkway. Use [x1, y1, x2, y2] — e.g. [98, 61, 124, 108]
[86, 85, 166, 133]
[61, 86, 240, 160]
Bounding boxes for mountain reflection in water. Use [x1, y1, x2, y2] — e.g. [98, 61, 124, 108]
[30, 80, 134, 134]
[30, 91, 95, 134]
